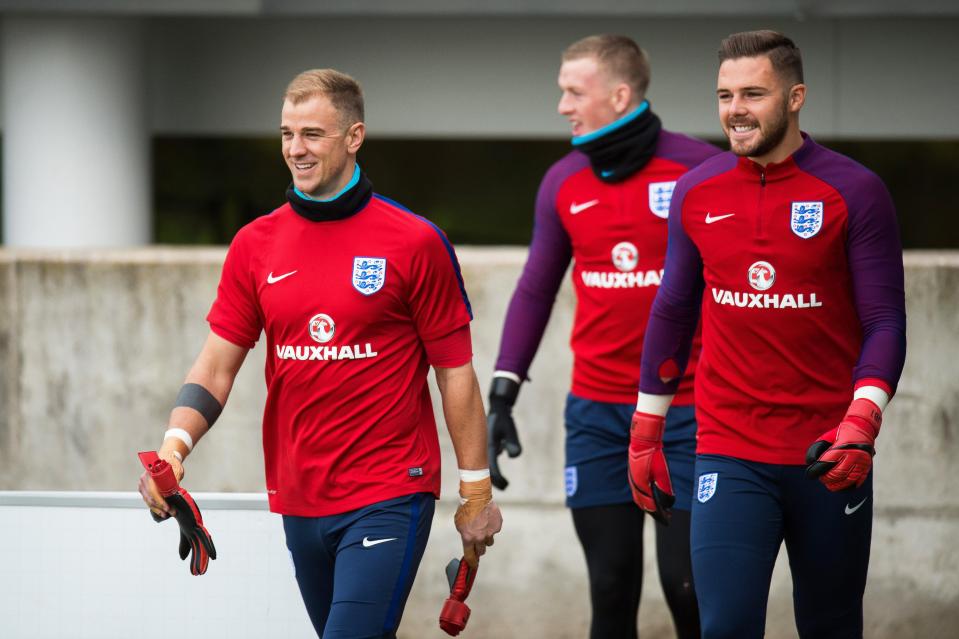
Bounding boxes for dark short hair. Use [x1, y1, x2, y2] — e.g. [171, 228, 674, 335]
[563, 34, 651, 97]
[284, 68, 364, 126]
[718, 30, 804, 85]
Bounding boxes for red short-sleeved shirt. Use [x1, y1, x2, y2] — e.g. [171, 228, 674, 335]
[207, 194, 473, 516]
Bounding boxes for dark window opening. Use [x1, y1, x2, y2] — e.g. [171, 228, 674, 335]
[151, 137, 959, 248]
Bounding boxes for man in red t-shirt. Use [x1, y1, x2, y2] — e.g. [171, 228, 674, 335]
[138, 68, 502, 638]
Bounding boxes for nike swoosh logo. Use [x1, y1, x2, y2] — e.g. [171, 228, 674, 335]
[267, 270, 297, 284]
[845, 497, 868, 515]
[362, 536, 398, 548]
[570, 199, 600, 215]
[705, 212, 735, 224]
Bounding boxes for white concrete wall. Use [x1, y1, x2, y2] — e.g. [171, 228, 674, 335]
[0, 248, 957, 638]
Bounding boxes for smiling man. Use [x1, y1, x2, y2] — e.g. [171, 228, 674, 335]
[635, 31, 906, 638]
[138, 68, 501, 638]
[487, 35, 719, 639]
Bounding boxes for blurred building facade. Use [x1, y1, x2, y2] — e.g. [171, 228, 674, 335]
[1, 1, 958, 246]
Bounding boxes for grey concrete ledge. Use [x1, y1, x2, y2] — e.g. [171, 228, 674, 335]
[902, 249, 959, 266]
[2, 246, 953, 265]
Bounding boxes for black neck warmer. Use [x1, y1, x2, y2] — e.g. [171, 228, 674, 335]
[573, 102, 663, 183]
[286, 169, 374, 222]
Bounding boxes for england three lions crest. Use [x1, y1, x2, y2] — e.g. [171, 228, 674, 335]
[791, 201, 823, 239]
[697, 472, 718, 503]
[352, 257, 386, 295]
[648, 181, 676, 219]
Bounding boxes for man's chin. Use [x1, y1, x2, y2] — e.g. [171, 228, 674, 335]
[729, 141, 758, 157]
[725, 131, 760, 157]
[292, 180, 318, 195]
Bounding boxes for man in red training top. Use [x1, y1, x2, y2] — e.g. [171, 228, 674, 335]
[634, 30, 906, 638]
[488, 34, 720, 639]
[138, 68, 502, 638]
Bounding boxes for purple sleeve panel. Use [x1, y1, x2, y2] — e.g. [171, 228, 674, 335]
[795, 138, 907, 394]
[655, 130, 724, 168]
[493, 151, 588, 378]
[639, 153, 737, 395]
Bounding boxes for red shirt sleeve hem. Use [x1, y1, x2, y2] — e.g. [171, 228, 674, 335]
[209, 322, 257, 350]
[424, 324, 473, 368]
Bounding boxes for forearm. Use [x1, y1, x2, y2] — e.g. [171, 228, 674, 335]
[847, 174, 906, 397]
[160, 332, 248, 462]
[494, 171, 571, 379]
[435, 363, 488, 471]
[639, 187, 704, 396]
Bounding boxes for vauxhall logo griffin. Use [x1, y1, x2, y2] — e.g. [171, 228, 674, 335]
[710, 260, 823, 310]
[275, 313, 379, 362]
[309, 313, 335, 343]
[747, 261, 776, 291]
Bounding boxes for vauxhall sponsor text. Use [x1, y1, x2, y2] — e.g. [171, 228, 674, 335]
[710, 288, 823, 309]
[275, 343, 379, 361]
[581, 269, 663, 289]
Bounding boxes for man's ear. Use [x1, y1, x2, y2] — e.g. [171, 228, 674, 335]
[788, 83, 806, 114]
[346, 122, 366, 153]
[611, 83, 635, 116]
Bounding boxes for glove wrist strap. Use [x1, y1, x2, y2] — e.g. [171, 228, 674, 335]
[489, 376, 520, 406]
[846, 397, 882, 437]
[631, 411, 666, 441]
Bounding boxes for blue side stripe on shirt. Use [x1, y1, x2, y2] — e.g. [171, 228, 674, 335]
[383, 496, 422, 633]
[374, 194, 474, 319]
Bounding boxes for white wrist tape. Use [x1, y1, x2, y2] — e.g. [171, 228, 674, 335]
[459, 468, 491, 482]
[164, 428, 194, 452]
[493, 370, 522, 384]
[635, 392, 673, 417]
[853, 385, 890, 412]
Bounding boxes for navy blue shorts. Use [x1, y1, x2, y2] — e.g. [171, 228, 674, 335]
[283, 492, 434, 638]
[691, 454, 872, 639]
[564, 393, 697, 510]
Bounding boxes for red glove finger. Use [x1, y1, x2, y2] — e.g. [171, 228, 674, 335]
[628, 411, 675, 524]
[806, 398, 882, 491]
[439, 557, 477, 636]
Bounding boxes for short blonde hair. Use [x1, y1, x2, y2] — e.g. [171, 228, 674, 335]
[563, 35, 651, 98]
[284, 68, 365, 126]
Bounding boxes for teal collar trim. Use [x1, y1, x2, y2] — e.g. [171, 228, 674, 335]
[294, 164, 360, 202]
[571, 101, 649, 147]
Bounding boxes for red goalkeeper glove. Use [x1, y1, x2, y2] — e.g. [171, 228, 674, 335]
[138, 451, 217, 575]
[628, 411, 675, 525]
[805, 398, 882, 491]
[439, 556, 478, 636]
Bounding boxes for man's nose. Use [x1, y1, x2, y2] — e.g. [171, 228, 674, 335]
[288, 134, 306, 156]
[729, 95, 748, 115]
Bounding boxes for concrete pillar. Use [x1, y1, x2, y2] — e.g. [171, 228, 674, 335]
[2, 16, 149, 247]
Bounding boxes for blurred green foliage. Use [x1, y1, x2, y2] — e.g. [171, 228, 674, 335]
[152, 137, 959, 248]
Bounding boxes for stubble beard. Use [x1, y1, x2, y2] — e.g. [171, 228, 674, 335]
[727, 102, 790, 159]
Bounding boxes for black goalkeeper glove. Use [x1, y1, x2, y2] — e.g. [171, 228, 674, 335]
[487, 376, 522, 490]
[139, 451, 217, 575]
